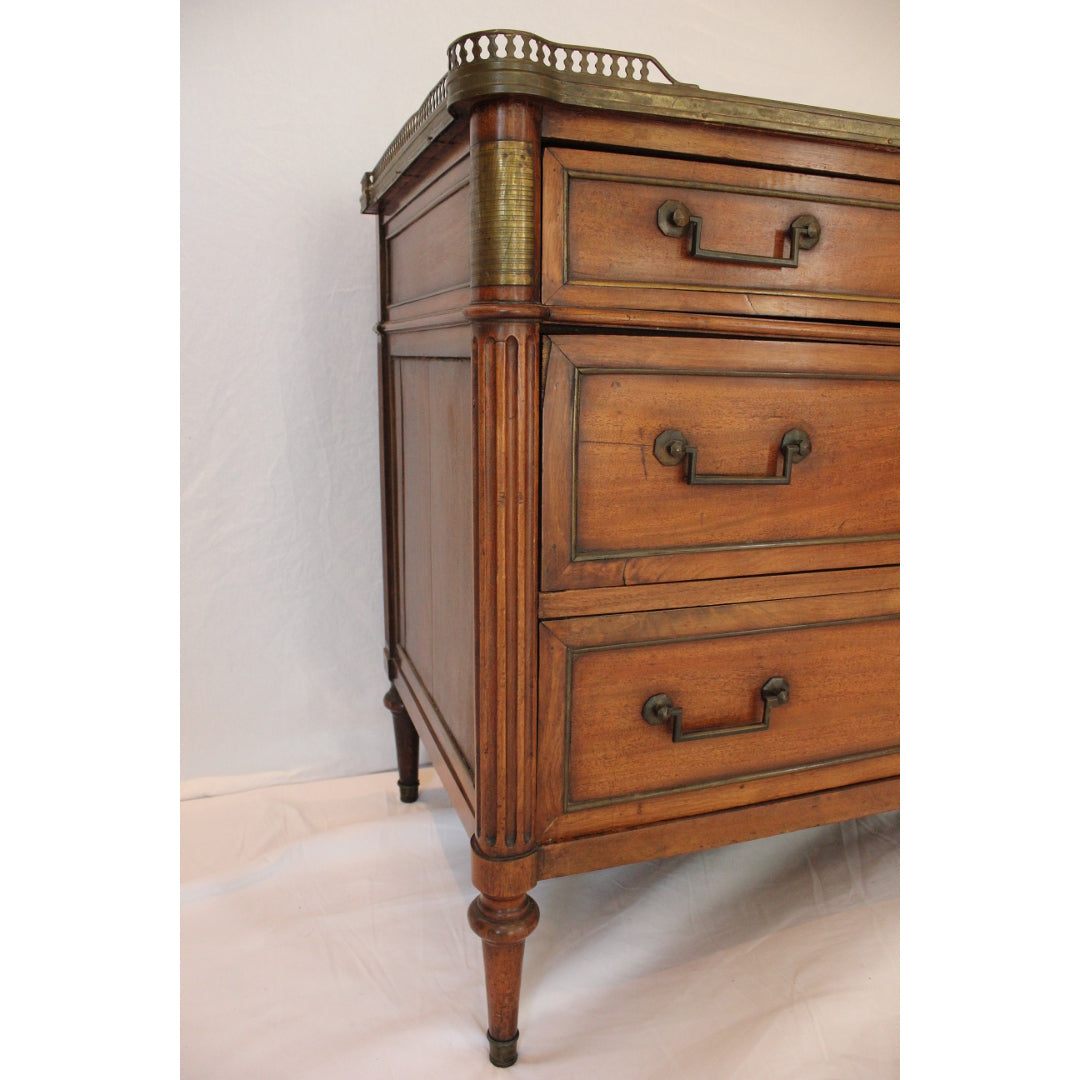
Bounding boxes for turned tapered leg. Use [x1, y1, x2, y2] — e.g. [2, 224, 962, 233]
[467, 892, 540, 1067]
[383, 686, 419, 802]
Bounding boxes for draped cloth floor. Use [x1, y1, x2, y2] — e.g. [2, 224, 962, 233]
[181, 768, 899, 1080]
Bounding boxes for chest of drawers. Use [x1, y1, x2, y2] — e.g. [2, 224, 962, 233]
[362, 30, 899, 1067]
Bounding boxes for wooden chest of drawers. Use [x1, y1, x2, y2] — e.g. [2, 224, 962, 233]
[362, 30, 899, 1067]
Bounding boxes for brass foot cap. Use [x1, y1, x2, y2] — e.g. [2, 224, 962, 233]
[397, 782, 419, 803]
[487, 1030, 519, 1068]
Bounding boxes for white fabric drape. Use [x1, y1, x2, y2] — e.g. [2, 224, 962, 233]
[181, 769, 898, 1079]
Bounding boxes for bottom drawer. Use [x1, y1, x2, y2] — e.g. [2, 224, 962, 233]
[537, 589, 899, 841]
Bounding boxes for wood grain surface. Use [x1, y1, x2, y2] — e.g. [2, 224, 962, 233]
[373, 84, 901, 1066]
[543, 146, 899, 322]
[541, 336, 899, 590]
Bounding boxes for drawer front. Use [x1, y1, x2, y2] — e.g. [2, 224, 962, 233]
[543, 147, 899, 324]
[536, 591, 899, 841]
[541, 335, 899, 590]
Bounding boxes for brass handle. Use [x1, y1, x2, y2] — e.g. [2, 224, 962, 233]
[657, 199, 821, 268]
[653, 428, 811, 485]
[643, 677, 791, 742]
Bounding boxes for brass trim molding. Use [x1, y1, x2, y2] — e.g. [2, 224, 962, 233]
[565, 166, 901, 211]
[471, 140, 535, 288]
[362, 29, 900, 212]
[567, 746, 900, 811]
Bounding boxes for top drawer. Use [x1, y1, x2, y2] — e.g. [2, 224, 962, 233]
[542, 147, 899, 324]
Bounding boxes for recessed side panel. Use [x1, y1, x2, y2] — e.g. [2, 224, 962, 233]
[394, 356, 476, 778]
[384, 152, 470, 316]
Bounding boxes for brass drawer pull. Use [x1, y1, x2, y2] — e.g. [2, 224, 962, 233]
[657, 199, 821, 267]
[653, 428, 811, 485]
[643, 677, 791, 742]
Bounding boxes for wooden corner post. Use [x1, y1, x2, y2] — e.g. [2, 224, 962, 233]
[466, 98, 545, 1068]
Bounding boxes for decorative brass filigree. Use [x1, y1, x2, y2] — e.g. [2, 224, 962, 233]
[361, 29, 900, 214]
[447, 30, 675, 84]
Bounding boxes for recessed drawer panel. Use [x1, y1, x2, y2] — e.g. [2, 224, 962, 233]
[536, 591, 900, 841]
[543, 147, 899, 323]
[541, 335, 899, 589]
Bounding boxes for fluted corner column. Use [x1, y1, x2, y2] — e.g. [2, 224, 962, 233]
[467, 97, 545, 869]
[465, 98, 547, 1067]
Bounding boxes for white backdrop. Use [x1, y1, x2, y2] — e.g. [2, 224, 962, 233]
[180, 0, 899, 797]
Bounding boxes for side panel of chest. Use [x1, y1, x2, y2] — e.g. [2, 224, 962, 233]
[387, 353, 476, 808]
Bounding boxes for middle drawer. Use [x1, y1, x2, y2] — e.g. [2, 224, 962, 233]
[541, 335, 899, 590]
